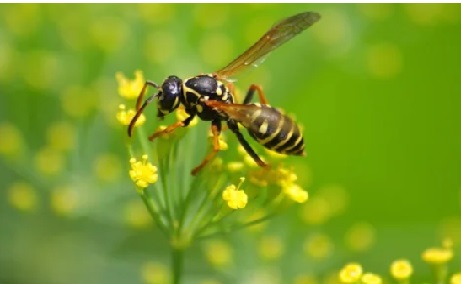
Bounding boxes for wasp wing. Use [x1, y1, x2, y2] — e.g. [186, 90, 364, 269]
[215, 11, 320, 80]
[205, 101, 280, 134]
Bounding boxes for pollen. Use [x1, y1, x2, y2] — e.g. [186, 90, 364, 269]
[129, 154, 158, 188]
[116, 70, 145, 99]
[282, 183, 308, 203]
[222, 177, 248, 209]
[339, 263, 363, 283]
[116, 104, 146, 126]
[361, 273, 382, 284]
[390, 259, 413, 280]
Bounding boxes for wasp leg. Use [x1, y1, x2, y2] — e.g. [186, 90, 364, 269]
[243, 84, 268, 105]
[148, 114, 196, 141]
[228, 120, 267, 167]
[136, 80, 160, 110]
[191, 120, 222, 176]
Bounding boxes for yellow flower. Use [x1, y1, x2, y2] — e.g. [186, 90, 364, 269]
[129, 155, 158, 188]
[176, 106, 198, 127]
[227, 161, 244, 172]
[339, 263, 363, 283]
[451, 273, 461, 284]
[116, 70, 145, 99]
[282, 183, 308, 203]
[222, 177, 248, 209]
[390, 259, 413, 280]
[361, 273, 382, 284]
[422, 247, 453, 265]
[116, 104, 146, 126]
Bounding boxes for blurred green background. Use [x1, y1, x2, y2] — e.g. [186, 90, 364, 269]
[1, 4, 460, 284]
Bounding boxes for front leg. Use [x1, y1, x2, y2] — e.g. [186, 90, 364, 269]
[191, 120, 222, 175]
[148, 114, 196, 141]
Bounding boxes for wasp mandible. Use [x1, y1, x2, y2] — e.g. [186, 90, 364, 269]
[128, 11, 321, 175]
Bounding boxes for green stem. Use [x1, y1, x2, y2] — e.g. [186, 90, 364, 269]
[172, 246, 184, 284]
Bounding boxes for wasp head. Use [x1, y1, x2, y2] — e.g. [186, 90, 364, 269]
[157, 75, 182, 118]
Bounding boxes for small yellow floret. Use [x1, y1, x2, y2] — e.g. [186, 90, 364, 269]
[176, 106, 198, 126]
[361, 273, 382, 284]
[227, 161, 244, 172]
[129, 154, 158, 188]
[283, 183, 308, 203]
[116, 70, 145, 99]
[390, 259, 413, 280]
[451, 273, 461, 284]
[422, 247, 453, 265]
[339, 263, 363, 283]
[116, 104, 146, 126]
[222, 177, 247, 209]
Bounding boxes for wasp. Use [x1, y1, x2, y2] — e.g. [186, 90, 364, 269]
[128, 11, 321, 175]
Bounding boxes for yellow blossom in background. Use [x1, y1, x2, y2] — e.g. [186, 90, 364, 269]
[203, 240, 233, 269]
[176, 106, 198, 127]
[0, 123, 23, 157]
[361, 273, 382, 284]
[390, 259, 413, 280]
[222, 178, 248, 209]
[124, 199, 153, 228]
[293, 274, 319, 284]
[264, 148, 287, 159]
[116, 104, 146, 126]
[258, 235, 284, 261]
[93, 153, 122, 182]
[283, 183, 308, 203]
[34, 146, 65, 176]
[46, 121, 76, 152]
[422, 246, 453, 265]
[50, 185, 79, 216]
[304, 233, 334, 260]
[8, 182, 38, 212]
[339, 263, 363, 283]
[116, 70, 145, 99]
[227, 161, 244, 172]
[345, 222, 375, 252]
[129, 155, 158, 188]
[451, 273, 461, 284]
[141, 261, 169, 284]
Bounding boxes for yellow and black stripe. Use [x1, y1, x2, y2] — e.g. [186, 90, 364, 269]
[246, 104, 304, 155]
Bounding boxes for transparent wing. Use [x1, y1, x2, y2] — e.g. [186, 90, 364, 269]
[215, 11, 320, 80]
[206, 101, 261, 124]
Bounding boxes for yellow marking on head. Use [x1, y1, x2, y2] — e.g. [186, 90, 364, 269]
[259, 121, 269, 134]
[196, 104, 203, 113]
[216, 87, 222, 96]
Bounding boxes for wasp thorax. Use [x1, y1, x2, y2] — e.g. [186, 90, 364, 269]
[157, 75, 182, 118]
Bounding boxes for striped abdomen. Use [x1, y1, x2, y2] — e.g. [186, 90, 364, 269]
[245, 104, 304, 155]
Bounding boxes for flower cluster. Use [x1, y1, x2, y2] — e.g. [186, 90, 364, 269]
[339, 240, 456, 284]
